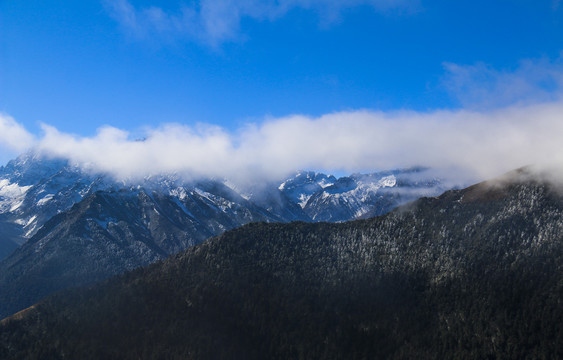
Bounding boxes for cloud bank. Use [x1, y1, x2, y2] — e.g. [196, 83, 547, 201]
[103, 0, 417, 45]
[0, 114, 36, 154]
[2, 100, 563, 185]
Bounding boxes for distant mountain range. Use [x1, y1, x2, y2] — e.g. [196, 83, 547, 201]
[1, 168, 562, 358]
[0, 153, 445, 318]
[0, 153, 443, 258]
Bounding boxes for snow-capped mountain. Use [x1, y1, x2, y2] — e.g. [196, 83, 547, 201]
[278, 171, 337, 208]
[0, 153, 115, 258]
[281, 168, 444, 222]
[0, 153, 283, 258]
[0, 153, 447, 260]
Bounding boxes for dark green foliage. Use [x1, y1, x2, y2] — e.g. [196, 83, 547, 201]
[1, 170, 563, 358]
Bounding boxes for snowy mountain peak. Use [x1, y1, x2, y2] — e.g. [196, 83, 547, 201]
[378, 175, 397, 188]
[278, 171, 337, 207]
[298, 168, 445, 222]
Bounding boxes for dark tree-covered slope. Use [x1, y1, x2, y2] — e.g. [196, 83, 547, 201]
[0, 159, 444, 319]
[1, 169, 563, 359]
[0, 187, 282, 319]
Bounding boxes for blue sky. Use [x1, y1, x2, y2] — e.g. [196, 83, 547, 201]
[1, 0, 563, 181]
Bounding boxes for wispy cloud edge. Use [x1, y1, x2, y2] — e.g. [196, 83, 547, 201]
[103, 0, 419, 46]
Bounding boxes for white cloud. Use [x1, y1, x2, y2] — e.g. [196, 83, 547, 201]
[0, 100, 553, 185]
[0, 113, 35, 154]
[103, 0, 418, 45]
[442, 56, 563, 109]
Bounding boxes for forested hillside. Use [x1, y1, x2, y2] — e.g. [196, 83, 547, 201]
[1, 169, 562, 359]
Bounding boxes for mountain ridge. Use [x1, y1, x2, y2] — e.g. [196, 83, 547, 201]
[1, 167, 562, 358]
[0, 153, 445, 318]
[0, 153, 445, 255]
